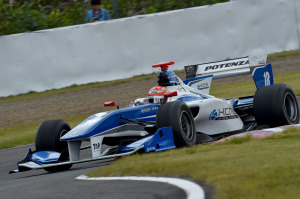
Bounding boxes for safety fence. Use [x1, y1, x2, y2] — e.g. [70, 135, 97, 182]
[0, 0, 299, 96]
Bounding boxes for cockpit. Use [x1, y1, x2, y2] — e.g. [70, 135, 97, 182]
[127, 61, 182, 107]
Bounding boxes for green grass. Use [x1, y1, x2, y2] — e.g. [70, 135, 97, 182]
[0, 113, 91, 149]
[268, 49, 300, 59]
[87, 128, 300, 199]
[210, 70, 300, 98]
[0, 122, 41, 149]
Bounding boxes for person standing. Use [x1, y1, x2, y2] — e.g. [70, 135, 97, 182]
[86, 0, 111, 23]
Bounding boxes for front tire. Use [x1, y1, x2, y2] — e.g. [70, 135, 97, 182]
[254, 84, 299, 126]
[35, 120, 72, 172]
[156, 101, 196, 147]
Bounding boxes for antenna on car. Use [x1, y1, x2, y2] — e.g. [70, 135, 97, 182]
[152, 61, 175, 70]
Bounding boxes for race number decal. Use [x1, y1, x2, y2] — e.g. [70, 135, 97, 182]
[263, 71, 270, 86]
[252, 64, 273, 89]
[91, 136, 104, 158]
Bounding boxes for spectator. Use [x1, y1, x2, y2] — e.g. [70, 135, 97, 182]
[86, 0, 111, 23]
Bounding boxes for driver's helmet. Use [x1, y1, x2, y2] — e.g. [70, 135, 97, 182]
[148, 86, 169, 96]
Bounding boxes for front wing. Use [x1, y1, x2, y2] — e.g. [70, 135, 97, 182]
[10, 127, 175, 174]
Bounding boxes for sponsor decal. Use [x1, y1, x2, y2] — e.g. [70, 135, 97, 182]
[151, 107, 158, 111]
[147, 147, 156, 152]
[209, 108, 238, 120]
[197, 83, 209, 90]
[209, 109, 218, 120]
[186, 66, 196, 73]
[204, 60, 249, 72]
[185, 65, 198, 78]
[141, 108, 151, 113]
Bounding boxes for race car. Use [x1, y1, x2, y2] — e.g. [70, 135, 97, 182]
[10, 55, 299, 174]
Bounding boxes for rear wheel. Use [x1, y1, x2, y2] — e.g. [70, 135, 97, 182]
[254, 84, 299, 126]
[156, 101, 196, 147]
[35, 120, 72, 172]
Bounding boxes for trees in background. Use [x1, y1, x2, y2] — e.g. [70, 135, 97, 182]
[107, 0, 226, 18]
[0, 0, 226, 35]
[0, 0, 88, 35]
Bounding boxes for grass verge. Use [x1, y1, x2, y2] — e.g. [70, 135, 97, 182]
[210, 70, 300, 98]
[87, 128, 300, 199]
[0, 113, 92, 149]
[268, 49, 300, 59]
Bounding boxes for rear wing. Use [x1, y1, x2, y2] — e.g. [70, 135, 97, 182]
[184, 55, 273, 90]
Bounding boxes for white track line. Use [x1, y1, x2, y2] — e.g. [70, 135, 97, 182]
[76, 175, 205, 199]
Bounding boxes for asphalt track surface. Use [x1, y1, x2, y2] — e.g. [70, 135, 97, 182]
[0, 97, 299, 199]
[0, 145, 189, 199]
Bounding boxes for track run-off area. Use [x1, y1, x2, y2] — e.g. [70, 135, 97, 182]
[0, 97, 298, 199]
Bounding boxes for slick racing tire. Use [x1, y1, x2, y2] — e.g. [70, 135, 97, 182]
[35, 120, 72, 172]
[254, 84, 299, 126]
[156, 101, 196, 147]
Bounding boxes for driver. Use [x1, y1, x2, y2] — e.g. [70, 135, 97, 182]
[147, 86, 169, 104]
[148, 86, 169, 96]
[132, 86, 169, 106]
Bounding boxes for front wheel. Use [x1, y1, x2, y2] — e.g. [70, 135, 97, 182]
[35, 120, 72, 172]
[156, 101, 196, 147]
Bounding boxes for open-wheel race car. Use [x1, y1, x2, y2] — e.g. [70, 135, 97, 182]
[10, 55, 299, 174]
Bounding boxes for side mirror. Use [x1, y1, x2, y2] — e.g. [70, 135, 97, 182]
[164, 91, 178, 98]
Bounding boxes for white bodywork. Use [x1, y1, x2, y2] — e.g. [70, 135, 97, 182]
[188, 99, 243, 135]
[160, 55, 268, 135]
[165, 78, 244, 135]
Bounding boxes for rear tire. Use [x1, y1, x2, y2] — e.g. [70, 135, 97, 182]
[254, 84, 299, 126]
[35, 120, 72, 172]
[156, 101, 196, 147]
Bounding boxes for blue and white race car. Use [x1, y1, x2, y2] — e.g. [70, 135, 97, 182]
[10, 55, 299, 173]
